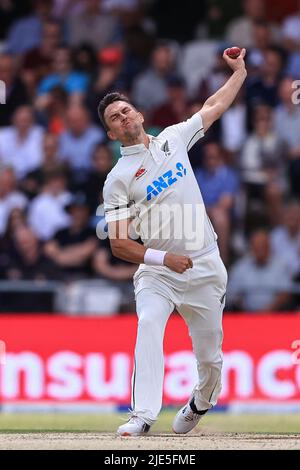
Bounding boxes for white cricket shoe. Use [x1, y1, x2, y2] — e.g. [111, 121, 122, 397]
[172, 397, 208, 434]
[117, 415, 151, 437]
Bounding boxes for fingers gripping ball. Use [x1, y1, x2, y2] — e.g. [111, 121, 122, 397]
[226, 47, 241, 59]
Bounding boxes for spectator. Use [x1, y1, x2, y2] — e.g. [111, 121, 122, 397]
[271, 201, 300, 277]
[4, 226, 58, 281]
[59, 104, 105, 177]
[73, 44, 98, 77]
[0, 167, 27, 236]
[74, 143, 113, 213]
[274, 76, 300, 197]
[66, 0, 122, 51]
[28, 169, 71, 240]
[0, 207, 27, 278]
[36, 46, 89, 108]
[21, 133, 69, 199]
[21, 19, 62, 90]
[281, 0, 300, 79]
[0, 53, 29, 127]
[225, 0, 278, 49]
[246, 20, 273, 71]
[44, 191, 98, 280]
[246, 46, 284, 113]
[220, 88, 247, 156]
[93, 237, 137, 310]
[150, 76, 189, 129]
[0, 225, 59, 312]
[86, 46, 125, 124]
[227, 230, 292, 311]
[281, 0, 300, 53]
[5, 0, 53, 55]
[195, 142, 239, 264]
[44, 86, 68, 135]
[132, 41, 179, 112]
[240, 104, 286, 225]
[0, 105, 44, 179]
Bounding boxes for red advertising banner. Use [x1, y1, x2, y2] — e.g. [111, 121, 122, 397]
[0, 314, 299, 408]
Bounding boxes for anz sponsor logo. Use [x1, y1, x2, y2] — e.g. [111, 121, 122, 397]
[146, 162, 187, 201]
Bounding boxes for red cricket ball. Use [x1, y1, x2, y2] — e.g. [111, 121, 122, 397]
[226, 47, 241, 59]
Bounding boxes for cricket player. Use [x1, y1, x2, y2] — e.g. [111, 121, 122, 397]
[99, 48, 247, 436]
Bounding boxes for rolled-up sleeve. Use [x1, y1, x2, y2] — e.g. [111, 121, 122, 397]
[103, 175, 131, 223]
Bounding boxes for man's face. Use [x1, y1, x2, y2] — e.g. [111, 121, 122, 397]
[104, 101, 144, 142]
[66, 107, 88, 135]
[13, 107, 33, 133]
[251, 232, 270, 265]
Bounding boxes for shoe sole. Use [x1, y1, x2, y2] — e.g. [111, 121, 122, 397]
[172, 426, 190, 434]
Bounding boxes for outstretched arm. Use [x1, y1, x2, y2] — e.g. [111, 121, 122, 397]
[200, 48, 247, 132]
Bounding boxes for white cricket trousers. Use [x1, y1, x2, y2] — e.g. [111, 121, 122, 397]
[131, 247, 227, 425]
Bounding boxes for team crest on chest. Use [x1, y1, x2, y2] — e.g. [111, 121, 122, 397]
[161, 140, 171, 157]
[135, 167, 147, 179]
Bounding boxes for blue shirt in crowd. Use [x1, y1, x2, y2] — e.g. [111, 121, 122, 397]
[195, 165, 239, 206]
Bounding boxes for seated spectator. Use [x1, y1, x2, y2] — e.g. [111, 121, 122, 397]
[36, 46, 89, 108]
[225, 0, 278, 49]
[195, 142, 239, 264]
[150, 76, 189, 129]
[0, 54, 29, 127]
[5, 0, 53, 55]
[246, 20, 273, 71]
[86, 46, 125, 125]
[21, 133, 69, 199]
[227, 230, 292, 311]
[0, 105, 44, 179]
[1, 225, 60, 312]
[281, 1, 300, 53]
[281, 1, 300, 79]
[246, 46, 284, 114]
[73, 143, 113, 214]
[4, 226, 58, 281]
[132, 41, 180, 112]
[93, 237, 137, 311]
[0, 207, 27, 279]
[21, 19, 62, 91]
[271, 201, 300, 278]
[0, 167, 27, 236]
[59, 104, 105, 179]
[220, 89, 247, 157]
[240, 104, 286, 225]
[274, 76, 300, 197]
[73, 44, 98, 77]
[44, 192, 98, 280]
[66, 0, 122, 51]
[28, 169, 71, 241]
[44, 86, 68, 135]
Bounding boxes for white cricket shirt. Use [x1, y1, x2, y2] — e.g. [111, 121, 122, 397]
[103, 113, 217, 256]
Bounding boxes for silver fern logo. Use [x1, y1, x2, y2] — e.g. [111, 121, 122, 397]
[0, 80, 6, 104]
[161, 140, 171, 156]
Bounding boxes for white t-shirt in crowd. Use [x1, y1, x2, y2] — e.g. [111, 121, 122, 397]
[0, 126, 44, 179]
[28, 192, 71, 241]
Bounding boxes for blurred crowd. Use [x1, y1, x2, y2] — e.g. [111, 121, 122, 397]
[0, 0, 300, 313]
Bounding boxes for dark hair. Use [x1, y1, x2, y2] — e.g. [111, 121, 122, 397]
[98, 92, 132, 130]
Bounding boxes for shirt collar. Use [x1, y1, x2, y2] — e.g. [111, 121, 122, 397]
[120, 135, 154, 157]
